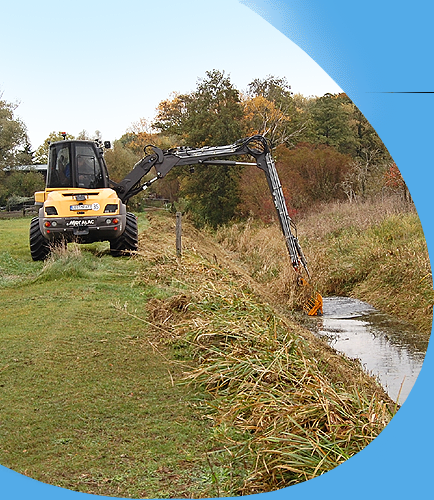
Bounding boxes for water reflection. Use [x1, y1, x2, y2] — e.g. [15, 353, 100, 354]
[312, 297, 429, 403]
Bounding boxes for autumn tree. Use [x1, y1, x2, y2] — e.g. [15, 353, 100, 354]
[122, 118, 161, 156]
[383, 162, 411, 202]
[276, 144, 351, 209]
[238, 143, 351, 218]
[292, 144, 350, 206]
[154, 93, 191, 143]
[341, 148, 388, 201]
[153, 70, 244, 227]
[243, 76, 307, 148]
[242, 95, 292, 147]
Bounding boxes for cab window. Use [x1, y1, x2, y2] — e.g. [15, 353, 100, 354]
[76, 145, 105, 189]
[47, 144, 72, 188]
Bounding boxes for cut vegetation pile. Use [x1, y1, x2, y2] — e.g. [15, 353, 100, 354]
[136, 212, 395, 495]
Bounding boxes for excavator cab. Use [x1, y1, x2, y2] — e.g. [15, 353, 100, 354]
[46, 140, 110, 190]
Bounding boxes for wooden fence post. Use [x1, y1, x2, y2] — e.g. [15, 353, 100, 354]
[176, 212, 182, 257]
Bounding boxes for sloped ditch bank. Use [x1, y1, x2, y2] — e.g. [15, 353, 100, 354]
[308, 296, 429, 403]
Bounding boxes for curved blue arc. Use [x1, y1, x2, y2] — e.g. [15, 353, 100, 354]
[2, 1, 433, 498]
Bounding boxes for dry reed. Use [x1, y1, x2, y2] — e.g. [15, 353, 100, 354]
[136, 213, 395, 494]
[215, 196, 433, 334]
[175, 282, 393, 493]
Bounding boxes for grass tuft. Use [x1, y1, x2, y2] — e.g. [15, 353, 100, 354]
[37, 243, 99, 281]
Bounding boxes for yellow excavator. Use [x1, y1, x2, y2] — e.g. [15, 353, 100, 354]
[31, 134, 322, 315]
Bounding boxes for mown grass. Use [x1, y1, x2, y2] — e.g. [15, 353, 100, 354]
[0, 215, 224, 499]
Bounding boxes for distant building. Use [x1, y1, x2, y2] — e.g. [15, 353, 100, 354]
[3, 164, 48, 180]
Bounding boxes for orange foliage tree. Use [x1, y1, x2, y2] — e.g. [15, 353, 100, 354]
[384, 163, 405, 189]
[238, 143, 352, 220]
[384, 162, 411, 201]
[242, 95, 292, 146]
[124, 118, 160, 155]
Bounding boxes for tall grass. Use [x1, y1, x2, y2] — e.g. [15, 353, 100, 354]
[37, 243, 99, 281]
[215, 196, 433, 334]
[140, 241, 394, 495]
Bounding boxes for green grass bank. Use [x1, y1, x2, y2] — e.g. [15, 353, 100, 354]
[0, 215, 219, 498]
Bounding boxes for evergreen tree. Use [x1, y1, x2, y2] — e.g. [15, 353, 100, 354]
[308, 93, 354, 154]
[0, 94, 29, 168]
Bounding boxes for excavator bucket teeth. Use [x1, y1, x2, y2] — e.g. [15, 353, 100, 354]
[303, 292, 323, 316]
[297, 275, 323, 316]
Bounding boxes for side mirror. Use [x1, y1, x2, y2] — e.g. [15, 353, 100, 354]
[104, 141, 111, 149]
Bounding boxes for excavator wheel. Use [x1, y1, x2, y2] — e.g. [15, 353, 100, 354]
[110, 212, 138, 257]
[29, 217, 51, 261]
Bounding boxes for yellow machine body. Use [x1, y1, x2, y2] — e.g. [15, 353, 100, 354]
[34, 187, 126, 244]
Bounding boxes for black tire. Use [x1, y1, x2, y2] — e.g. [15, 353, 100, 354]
[29, 217, 51, 261]
[110, 212, 138, 257]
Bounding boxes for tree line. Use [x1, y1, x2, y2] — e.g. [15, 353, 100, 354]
[0, 71, 408, 220]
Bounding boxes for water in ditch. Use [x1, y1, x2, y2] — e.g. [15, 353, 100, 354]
[310, 296, 430, 403]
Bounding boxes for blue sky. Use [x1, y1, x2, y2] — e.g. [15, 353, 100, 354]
[0, 0, 342, 149]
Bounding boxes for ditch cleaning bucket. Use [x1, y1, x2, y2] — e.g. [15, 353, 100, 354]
[303, 291, 323, 316]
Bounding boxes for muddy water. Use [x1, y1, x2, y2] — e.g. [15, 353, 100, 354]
[310, 297, 429, 403]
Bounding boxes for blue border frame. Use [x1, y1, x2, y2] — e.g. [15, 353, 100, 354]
[240, 1, 434, 499]
[1, 1, 433, 498]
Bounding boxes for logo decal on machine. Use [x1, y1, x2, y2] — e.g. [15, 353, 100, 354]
[66, 220, 96, 227]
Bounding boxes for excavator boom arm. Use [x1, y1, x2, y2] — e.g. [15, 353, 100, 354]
[114, 135, 309, 276]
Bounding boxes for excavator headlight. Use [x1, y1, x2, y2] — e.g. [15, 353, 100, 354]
[45, 206, 58, 215]
[104, 204, 118, 213]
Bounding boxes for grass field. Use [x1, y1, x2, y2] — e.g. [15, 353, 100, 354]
[0, 211, 399, 497]
[0, 215, 221, 498]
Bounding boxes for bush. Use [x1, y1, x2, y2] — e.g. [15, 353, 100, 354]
[0, 170, 45, 206]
